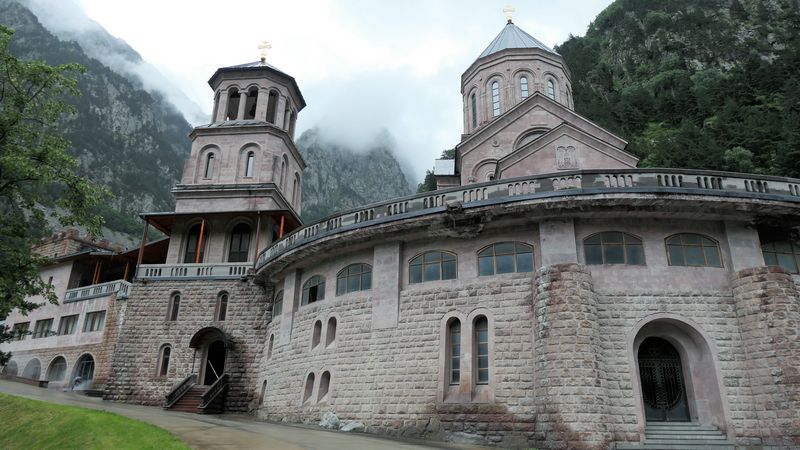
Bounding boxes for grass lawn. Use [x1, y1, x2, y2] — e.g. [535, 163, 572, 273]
[0, 393, 188, 450]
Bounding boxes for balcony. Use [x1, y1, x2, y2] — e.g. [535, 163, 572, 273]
[256, 168, 800, 269]
[136, 263, 251, 281]
[64, 279, 132, 303]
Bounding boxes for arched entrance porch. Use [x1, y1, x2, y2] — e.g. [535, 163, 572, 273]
[629, 314, 731, 434]
[189, 327, 229, 386]
[71, 354, 95, 390]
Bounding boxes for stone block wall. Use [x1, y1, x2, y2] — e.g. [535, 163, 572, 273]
[103, 278, 269, 411]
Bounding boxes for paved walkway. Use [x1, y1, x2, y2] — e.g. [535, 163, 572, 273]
[0, 379, 487, 450]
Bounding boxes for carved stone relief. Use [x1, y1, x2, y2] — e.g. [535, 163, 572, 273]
[556, 145, 578, 169]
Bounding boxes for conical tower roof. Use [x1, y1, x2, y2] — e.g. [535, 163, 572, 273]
[477, 20, 557, 59]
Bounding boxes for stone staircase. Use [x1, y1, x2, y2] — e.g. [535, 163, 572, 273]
[167, 385, 205, 413]
[616, 422, 735, 450]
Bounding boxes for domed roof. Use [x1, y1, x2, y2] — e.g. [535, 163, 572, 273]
[477, 21, 557, 60]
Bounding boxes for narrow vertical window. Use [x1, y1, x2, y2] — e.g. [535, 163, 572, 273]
[228, 223, 251, 262]
[244, 87, 258, 120]
[449, 320, 461, 385]
[245, 151, 255, 177]
[312, 320, 322, 348]
[520, 76, 529, 99]
[326, 317, 337, 347]
[273, 290, 283, 316]
[474, 317, 489, 384]
[491, 81, 500, 117]
[280, 155, 288, 190]
[303, 373, 315, 403]
[204, 153, 215, 178]
[267, 334, 274, 359]
[292, 174, 299, 206]
[318, 371, 331, 402]
[471, 93, 477, 128]
[546, 79, 555, 100]
[226, 88, 239, 120]
[266, 91, 278, 124]
[216, 293, 228, 321]
[183, 224, 208, 263]
[159, 346, 171, 377]
[168, 294, 180, 321]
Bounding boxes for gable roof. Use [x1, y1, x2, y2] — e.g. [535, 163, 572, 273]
[477, 21, 557, 60]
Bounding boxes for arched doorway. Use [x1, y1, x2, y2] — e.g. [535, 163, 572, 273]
[72, 354, 94, 389]
[204, 340, 226, 385]
[46, 356, 68, 383]
[22, 359, 41, 380]
[2, 360, 18, 376]
[638, 337, 690, 421]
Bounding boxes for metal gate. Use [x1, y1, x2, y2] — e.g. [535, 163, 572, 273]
[638, 337, 690, 421]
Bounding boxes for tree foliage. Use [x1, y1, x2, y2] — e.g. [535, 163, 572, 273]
[557, 0, 800, 178]
[417, 148, 455, 193]
[0, 25, 107, 364]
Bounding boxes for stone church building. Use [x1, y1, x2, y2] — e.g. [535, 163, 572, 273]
[3, 19, 800, 450]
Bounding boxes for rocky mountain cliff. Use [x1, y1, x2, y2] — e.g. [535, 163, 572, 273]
[297, 128, 413, 222]
[558, 0, 800, 177]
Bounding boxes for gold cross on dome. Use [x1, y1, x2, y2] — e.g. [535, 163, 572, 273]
[258, 41, 272, 63]
[503, 5, 515, 23]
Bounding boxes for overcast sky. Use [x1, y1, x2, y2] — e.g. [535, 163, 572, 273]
[74, 0, 612, 180]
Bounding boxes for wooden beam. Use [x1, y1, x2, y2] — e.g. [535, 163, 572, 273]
[137, 218, 149, 270]
[195, 218, 206, 264]
[123, 260, 130, 281]
[279, 215, 285, 239]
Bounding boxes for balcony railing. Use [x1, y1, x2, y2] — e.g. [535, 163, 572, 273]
[64, 280, 132, 303]
[256, 168, 800, 269]
[136, 263, 251, 281]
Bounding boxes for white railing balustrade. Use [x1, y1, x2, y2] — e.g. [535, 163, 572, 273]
[64, 280, 132, 303]
[137, 263, 251, 281]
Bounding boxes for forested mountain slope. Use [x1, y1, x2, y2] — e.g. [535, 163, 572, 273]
[558, 0, 800, 177]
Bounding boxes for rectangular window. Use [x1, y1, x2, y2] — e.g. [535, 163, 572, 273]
[57, 315, 79, 335]
[83, 310, 106, 332]
[32, 319, 53, 339]
[12, 322, 29, 340]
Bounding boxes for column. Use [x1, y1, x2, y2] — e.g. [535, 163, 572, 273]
[254, 88, 268, 121]
[372, 241, 401, 329]
[274, 96, 287, 129]
[732, 267, 800, 446]
[215, 90, 229, 122]
[236, 89, 248, 120]
[279, 269, 301, 344]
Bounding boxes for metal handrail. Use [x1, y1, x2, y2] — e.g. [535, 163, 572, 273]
[199, 373, 229, 410]
[164, 374, 197, 408]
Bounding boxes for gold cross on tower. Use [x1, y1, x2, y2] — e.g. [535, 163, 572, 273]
[503, 5, 515, 23]
[258, 41, 272, 64]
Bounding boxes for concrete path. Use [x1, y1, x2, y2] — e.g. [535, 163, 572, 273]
[0, 379, 488, 450]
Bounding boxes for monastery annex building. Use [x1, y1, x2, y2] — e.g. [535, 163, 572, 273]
[3, 19, 800, 450]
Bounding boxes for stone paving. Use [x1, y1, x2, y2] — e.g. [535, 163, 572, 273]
[0, 379, 489, 450]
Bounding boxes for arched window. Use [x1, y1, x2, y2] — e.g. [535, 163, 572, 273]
[244, 151, 255, 178]
[267, 334, 274, 359]
[474, 317, 489, 384]
[470, 93, 477, 129]
[283, 102, 291, 130]
[244, 87, 258, 120]
[318, 371, 331, 402]
[546, 79, 555, 100]
[215, 292, 228, 321]
[584, 232, 645, 265]
[2, 360, 18, 376]
[168, 293, 180, 321]
[302, 276, 326, 305]
[565, 89, 570, 106]
[336, 263, 372, 295]
[288, 111, 296, 137]
[410, 251, 457, 283]
[326, 317, 337, 347]
[303, 372, 315, 403]
[228, 223, 251, 262]
[46, 356, 67, 382]
[266, 91, 278, 124]
[292, 173, 300, 206]
[761, 240, 800, 274]
[448, 319, 461, 385]
[273, 290, 283, 316]
[491, 81, 500, 117]
[204, 153, 215, 179]
[312, 320, 322, 348]
[520, 76, 529, 99]
[158, 345, 171, 377]
[666, 234, 722, 267]
[280, 155, 288, 191]
[183, 223, 208, 263]
[226, 88, 240, 120]
[478, 242, 534, 276]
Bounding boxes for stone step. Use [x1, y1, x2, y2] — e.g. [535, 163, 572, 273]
[645, 439, 734, 446]
[617, 444, 734, 450]
[646, 433, 727, 440]
[646, 428, 724, 434]
[646, 422, 717, 429]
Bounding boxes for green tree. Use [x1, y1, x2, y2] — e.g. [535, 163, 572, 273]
[0, 26, 107, 364]
[417, 148, 455, 193]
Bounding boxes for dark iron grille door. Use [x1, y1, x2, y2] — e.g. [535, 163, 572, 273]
[638, 337, 690, 421]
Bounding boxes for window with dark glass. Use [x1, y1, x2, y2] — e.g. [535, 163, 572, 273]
[83, 310, 106, 332]
[273, 290, 283, 316]
[266, 91, 278, 124]
[183, 223, 208, 263]
[478, 242, 534, 276]
[32, 318, 53, 339]
[159, 346, 171, 377]
[245, 151, 255, 177]
[228, 223, 251, 262]
[168, 294, 180, 321]
[448, 319, 461, 385]
[12, 322, 29, 340]
[302, 276, 326, 305]
[216, 293, 228, 321]
[471, 93, 477, 128]
[584, 232, 645, 265]
[336, 263, 372, 295]
[491, 81, 500, 117]
[204, 153, 215, 178]
[57, 315, 79, 335]
[474, 317, 489, 384]
[666, 234, 722, 267]
[409, 251, 457, 283]
[546, 79, 555, 100]
[520, 76, 529, 99]
[761, 241, 800, 274]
